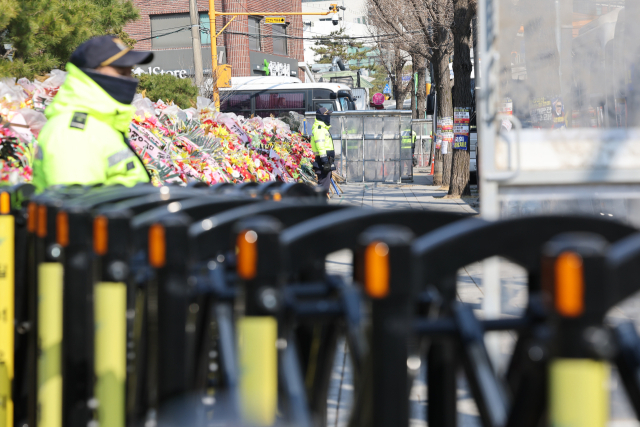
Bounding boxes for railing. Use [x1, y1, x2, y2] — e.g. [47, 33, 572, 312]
[6, 182, 640, 427]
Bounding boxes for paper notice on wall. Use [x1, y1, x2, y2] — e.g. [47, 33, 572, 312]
[441, 116, 454, 152]
[453, 107, 470, 150]
[436, 122, 442, 149]
[500, 97, 513, 115]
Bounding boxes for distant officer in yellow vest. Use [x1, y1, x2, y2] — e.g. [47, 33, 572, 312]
[310, 107, 335, 194]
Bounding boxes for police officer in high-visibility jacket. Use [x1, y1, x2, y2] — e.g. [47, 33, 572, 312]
[310, 107, 336, 194]
[401, 130, 417, 166]
[33, 36, 154, 192]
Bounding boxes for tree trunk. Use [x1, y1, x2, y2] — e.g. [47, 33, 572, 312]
[432, 48, 453, 186]
[411, 54, 418, 118]
[448, 0, 475, 197]
[417, 56, 427, 119]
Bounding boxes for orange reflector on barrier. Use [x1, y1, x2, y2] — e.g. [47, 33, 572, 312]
[148, 224, 166, 268]
[27, 202, 36, 233]
[273, 193, 282, 202]
[56, 211, 69, 247]
[555, 251, 584, 317]
[237, 230, 258, 280]
[94, 216, 108, 256]
[0, 192, 10, 214]
[365, 241, 390, 298]
[37, 205, 47, 238]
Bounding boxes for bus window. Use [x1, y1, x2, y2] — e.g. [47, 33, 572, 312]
[220, 93, 251, 117]
[338, 90, 356, 110]
[313, 100, 337, 112]
[313, 89, 336, 100]
[339, 96, 349, 111]
[254, 92, 306, 119]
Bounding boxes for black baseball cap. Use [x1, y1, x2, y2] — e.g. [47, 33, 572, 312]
[70, 35, 154, 69]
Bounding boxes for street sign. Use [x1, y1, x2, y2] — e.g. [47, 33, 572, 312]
[383, 83, 390, 94]
[265, 17, 285, 24]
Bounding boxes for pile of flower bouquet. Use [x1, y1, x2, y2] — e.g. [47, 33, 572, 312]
[0, 72, 316, 186]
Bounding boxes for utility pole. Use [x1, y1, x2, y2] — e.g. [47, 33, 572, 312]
[207, 1, 341, 111]
[189, 0, 204, 95]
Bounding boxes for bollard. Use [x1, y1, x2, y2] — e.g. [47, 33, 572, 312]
[146, 214, 193, 426]
[35, 197, 67, 427]
[233, 216, 284, 427]
[0, 191, 15, 427]
[93, 210, 134, 427]
[59, 206, 95, 427]
[542, 233, 611, 427]
[358, 225, 415, 427]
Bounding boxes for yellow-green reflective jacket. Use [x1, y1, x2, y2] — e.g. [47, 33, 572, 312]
[402, 130, 416, 147]
[310, 119, 334, 156]
[32, 63, 150, 192]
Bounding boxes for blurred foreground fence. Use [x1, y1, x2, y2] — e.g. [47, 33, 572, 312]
[3, 181, 640, 427]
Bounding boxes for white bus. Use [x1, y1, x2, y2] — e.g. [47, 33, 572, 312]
[219, 77, 357, 119]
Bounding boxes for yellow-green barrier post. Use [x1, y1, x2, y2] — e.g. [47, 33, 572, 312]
[234, 218, 283, 426]
[0, 192, 15, 427]
[544, 234, 611, 427]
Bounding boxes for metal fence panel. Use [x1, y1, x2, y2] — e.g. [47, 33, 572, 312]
[412, 119, 433, 168]
[304, 110, 413, 183]
[400, 116, 413, 180]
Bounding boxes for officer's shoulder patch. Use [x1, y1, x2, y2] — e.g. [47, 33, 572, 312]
[70, 112, 88, 130]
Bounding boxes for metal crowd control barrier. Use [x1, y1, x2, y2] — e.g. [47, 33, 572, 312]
[1, 182, 324, 427]
[354, 215, 636, 427]
[140, 201, 344, 425]
[411, 118, 433, 169]
[231, 208, 472, 426]
[12, 181, 640, 427]
[304, 111, 414, 183]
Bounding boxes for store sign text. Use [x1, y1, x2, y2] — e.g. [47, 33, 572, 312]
[263, 60, 291, 77]
[133, 67, 188, 79]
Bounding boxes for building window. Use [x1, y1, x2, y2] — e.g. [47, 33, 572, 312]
[200, 12, 211, 45]
[150, 13, 192, 49]
[272, 24, 287, 55]
[249, 17, 261, 51]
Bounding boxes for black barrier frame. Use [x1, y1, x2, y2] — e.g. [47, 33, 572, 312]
[407, 215, 637, 427]
[267, 209, 471, 426]
[185, 202, 349, 425]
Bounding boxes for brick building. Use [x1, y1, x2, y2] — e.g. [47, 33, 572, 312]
[124, 0, 305, 80]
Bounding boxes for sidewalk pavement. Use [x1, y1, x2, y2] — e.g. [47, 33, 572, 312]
[328, 170, 479, 215]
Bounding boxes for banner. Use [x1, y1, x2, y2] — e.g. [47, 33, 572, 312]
[453, 107, 470, 150]
[219, 116, 250, 144]
[441, 116, 453, 154]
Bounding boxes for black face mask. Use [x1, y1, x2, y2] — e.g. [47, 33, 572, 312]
[316, 114, 331, 126]
[83, 69, 139, 105]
